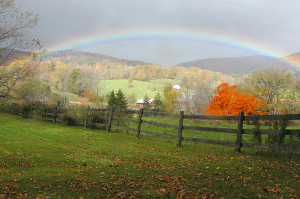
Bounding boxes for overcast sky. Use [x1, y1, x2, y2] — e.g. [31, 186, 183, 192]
[20, 0, 300, 65]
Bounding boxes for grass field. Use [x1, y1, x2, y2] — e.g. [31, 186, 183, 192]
[100, 79, 178, 99]
[51, 79, 177, 106]
[0, 113, 299, 198]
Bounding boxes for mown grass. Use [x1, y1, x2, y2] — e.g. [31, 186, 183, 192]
[100, 79, 177, 99]
[0, 113, 299, 198]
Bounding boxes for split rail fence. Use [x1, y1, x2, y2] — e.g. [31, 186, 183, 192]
[82, 108, 300, 153]
[5, 104, 300, 153]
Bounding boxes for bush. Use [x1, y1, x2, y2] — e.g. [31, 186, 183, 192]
[0, 101, 32, 116]
[266, 119, 289, 145]
[87, 110, 107, 130]
[62, 105, 88, 126]
[20, 103, 33, 118]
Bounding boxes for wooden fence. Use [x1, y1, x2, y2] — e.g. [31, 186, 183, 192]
[81, 108, 300, 153]
[4, 104, 300, 152]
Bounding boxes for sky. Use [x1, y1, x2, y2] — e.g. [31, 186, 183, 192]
[20, 0, 300, 66]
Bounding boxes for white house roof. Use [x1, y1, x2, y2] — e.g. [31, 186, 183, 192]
[136, 99, 155, 104]
[173, 85, 181, 90]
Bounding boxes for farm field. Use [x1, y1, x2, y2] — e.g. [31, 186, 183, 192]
[0, 113, 299, 198]
[100, 79, 178, 99]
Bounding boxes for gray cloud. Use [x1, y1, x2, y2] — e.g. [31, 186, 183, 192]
[20, 0, 300, 65]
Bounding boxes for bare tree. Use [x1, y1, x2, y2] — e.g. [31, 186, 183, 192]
[0, 0, 42, 100]
[0, 0, 41, 65]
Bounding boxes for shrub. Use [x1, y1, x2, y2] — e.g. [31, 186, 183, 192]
[0, 101, 22, 115]
[87, 110, 107, 130]
[20, 102, 33, 118]
[62, 105, 87, 126]
[266, 119, 289, 145]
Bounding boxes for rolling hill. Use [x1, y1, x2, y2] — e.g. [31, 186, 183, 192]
[177, 54, 300, 74]
[42, 50, 149, 66]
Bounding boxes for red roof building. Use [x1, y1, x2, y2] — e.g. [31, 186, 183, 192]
[135, 99, 155, 107]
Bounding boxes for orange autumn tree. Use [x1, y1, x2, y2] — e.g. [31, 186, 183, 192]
[205, 83, 267, 116]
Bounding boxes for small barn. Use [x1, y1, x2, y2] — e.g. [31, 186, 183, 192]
[135, 98, 155, 107]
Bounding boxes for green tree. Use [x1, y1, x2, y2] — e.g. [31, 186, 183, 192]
[69, 68, 88, 95]
[107, 89, 128, 111]
[115, 89, 128, 111]
[163, 84, 181, 113]
[113, 89, 129, 127]
[107, 90, 116, 110]
[241, 70, 296, 114]
[16, 79, 51, 101]
[153, 93, 163, 112]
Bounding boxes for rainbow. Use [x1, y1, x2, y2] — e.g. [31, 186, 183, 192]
[40, 28, 300, 70]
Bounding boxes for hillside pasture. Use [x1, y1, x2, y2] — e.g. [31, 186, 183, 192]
[99, 79, 177, 99]
[0, 113, 299, 198]
[51, 87, 93, 105]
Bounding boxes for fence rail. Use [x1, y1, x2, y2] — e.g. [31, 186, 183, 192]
[3, 103, 300, 153]
[87, 108, 300, 152]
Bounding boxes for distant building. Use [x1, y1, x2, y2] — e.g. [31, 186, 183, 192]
[173, 85, 181, 91]
[135, 98, 155, 107]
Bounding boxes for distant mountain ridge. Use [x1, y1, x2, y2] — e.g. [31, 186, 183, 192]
[3, 49, 300, 75]
[43, 50, 149, 66]
[177, 55, 299, 74]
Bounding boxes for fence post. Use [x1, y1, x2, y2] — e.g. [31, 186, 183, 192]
[177, 111, 184, 147]
[41, 104, 45, 121]
[106, 109, 114, 132]
[84, 106, 90, 128]
[53, 106, 57, 123]
[235, 111, 244, 153]
[136, 109, 144, 139]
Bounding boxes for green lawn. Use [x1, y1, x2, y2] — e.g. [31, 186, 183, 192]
[100, 79, 178, 99]
[0, 113, 299, 198]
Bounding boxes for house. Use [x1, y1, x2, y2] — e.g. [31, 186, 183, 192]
[173, 85, 181, 91]
[135, 98, 155, 107]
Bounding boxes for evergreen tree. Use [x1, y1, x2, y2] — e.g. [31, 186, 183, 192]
[115, 89, 129, 127]
[107, 90, 116, 109]
[143, 94, 150, 111]
[154, 93, 163, 112]
[115, 89, 128, 111]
